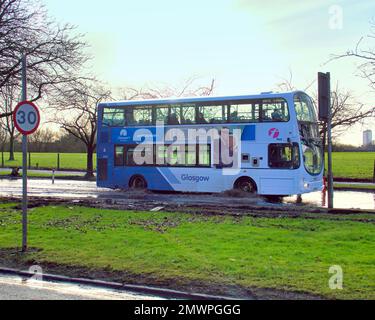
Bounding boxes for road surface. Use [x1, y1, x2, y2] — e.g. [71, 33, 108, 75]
[0, 274, 160, 300]
[0, 178, 373, 210]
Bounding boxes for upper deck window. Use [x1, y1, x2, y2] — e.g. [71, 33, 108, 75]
[229, 103, 259, 123]
[260, 99, 289, 122]
[103, 108, 125, 127]
[197, 105, 227, 124]
[101, 97, 290, 127]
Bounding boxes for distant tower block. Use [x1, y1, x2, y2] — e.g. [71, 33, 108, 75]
[363, 130, 373, 146]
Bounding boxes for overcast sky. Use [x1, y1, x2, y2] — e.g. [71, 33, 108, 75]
[43, 0, 375, 145]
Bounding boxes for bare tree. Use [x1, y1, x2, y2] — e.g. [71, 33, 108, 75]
[0, 0, 89, 117]
[276, 69, 315, 93]
[330, 20, 375, 90]
[118, 78, 217, 125]
[28, 127, 57, 152]
[0, 83, 20, 160]
[317, 84, 374, 147]
[277, 73, 374, 149]
[50, 82, 111, 178]
[0, 126, 6, 157]
[118, 77, 216, 100]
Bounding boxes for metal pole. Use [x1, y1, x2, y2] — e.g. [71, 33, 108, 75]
[326, 72, 334, 209]
[21, 54, 28, 252]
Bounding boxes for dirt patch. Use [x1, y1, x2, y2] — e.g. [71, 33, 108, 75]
[0, 248, 325, 300]
[44, 214, 108, 233]
[1, 196, 374, 223]
[216, 189, 259, 199]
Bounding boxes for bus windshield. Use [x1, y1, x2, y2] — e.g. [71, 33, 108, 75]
[294, 93, 317, 123]
[294, 93, 323, 176]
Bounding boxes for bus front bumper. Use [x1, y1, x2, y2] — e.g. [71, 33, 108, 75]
[301, 177, 324, 194]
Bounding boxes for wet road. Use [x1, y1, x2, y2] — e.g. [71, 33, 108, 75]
[0, 178, 373, 210]
[0, 274, 160, 300]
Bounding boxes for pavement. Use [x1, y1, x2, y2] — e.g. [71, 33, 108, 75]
[0, 274, 159, 300]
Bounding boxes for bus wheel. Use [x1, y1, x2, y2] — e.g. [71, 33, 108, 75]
[234, 177, 257, 194]
[129, 176, 148, 190]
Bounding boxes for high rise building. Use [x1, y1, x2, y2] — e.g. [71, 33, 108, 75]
[363, 130, 373, 146]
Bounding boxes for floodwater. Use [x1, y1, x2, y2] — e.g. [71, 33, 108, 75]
[0, 274, 160, 300]
[285, 191, 375, 210]
[0, 178, 374, 210]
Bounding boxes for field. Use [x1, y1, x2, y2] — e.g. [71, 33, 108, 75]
[1, 152, 374, 180]
[1, 152, 96, 171]
[0, 204, 374, 299]
[0, 171, 85, 179]
[329, 152, 375, 180]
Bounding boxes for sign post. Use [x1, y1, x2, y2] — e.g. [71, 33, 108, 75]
[318, 72, 334, 209]
[13, 55, 41, 252]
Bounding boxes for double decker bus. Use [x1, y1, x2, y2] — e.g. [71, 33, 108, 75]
[96, 91, 323, 196]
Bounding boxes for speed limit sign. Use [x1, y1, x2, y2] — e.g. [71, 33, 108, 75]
[13, 101, 40, 135]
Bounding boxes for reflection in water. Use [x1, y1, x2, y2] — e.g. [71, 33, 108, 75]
[286, 190, 375, 210]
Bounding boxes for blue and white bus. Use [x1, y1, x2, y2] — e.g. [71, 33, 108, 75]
[97, 91, 324, 196]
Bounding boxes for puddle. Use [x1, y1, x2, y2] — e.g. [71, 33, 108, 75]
[285, 191, 375, 210]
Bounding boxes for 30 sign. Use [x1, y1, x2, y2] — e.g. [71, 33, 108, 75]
[13, 101, 40, 135]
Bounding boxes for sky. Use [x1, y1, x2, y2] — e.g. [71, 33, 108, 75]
[43, 0, 375, 145]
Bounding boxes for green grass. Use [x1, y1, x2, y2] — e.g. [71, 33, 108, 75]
[0, 171, 84, 179]
[328, 152, 375, 180]
[0, 205, 374, 299]
[1, 152, 95, 171]
[335, 183, 375, 191]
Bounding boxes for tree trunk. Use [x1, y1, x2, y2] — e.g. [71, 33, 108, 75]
[8, 134, 15, 161]
[85, 145, 95, 179]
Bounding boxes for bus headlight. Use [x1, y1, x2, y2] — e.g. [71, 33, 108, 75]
[304, 183, 310, 189]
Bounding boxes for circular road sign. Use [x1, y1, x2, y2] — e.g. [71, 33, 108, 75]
[13, 101, 40, 135]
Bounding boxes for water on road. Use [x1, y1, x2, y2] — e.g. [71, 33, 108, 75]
[0, 274, 160, 300]
[0, 178, 373, 210]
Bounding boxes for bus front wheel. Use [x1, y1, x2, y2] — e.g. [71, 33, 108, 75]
[129, 175, 148, 190]
[234, 177, 257, 194]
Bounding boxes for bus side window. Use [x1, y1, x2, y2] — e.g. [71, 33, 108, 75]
[156, 107, 169, 124]
[197, 110, 208, 124]
[115, 146, 125, 166]
[168, 113, 180, 125]
[125, 109, 136, 126]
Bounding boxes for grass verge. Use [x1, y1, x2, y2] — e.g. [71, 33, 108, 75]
[0, 204, 374, 299]
[0, 171, 86, 180]
[334, 183, 375, 191]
